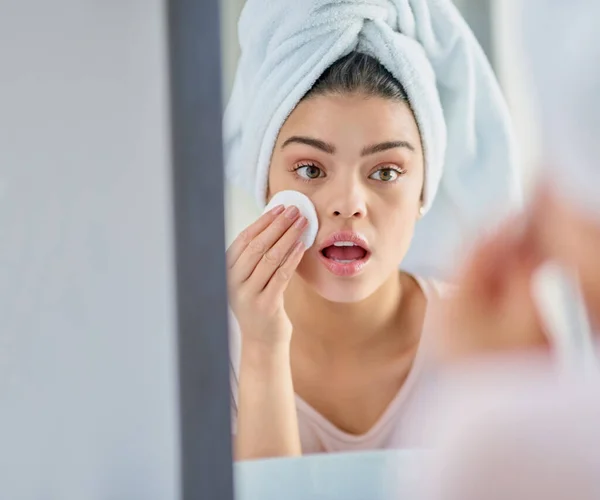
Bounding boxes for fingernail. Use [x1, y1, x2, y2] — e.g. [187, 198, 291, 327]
[294, 216, 307, 229]
[294, 240, 305, 253]
[284, 206, 299, 219]
[271, 204, 285, 215]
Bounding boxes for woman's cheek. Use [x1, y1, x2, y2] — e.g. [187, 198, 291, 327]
[267, 164, 292, 193]
[381, 185, 420, 212]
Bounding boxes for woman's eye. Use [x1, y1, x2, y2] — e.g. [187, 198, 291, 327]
[296, 164, 323, 179]
[370, 168, 401, 182]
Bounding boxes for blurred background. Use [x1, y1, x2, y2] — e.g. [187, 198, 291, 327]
[219, 0, 541, 245]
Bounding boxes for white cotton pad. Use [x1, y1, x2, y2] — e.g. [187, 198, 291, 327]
[263, 190, 319, 249]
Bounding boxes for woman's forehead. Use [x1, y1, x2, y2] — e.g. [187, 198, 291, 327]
[278, 93, 421, 151]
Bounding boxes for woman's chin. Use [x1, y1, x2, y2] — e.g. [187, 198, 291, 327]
[296, 258, 384, 303]
[320, 290, 372, 304]
[310, 277, 380, 304]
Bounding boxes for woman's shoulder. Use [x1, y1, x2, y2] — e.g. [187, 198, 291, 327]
[413, 275, 456, 301]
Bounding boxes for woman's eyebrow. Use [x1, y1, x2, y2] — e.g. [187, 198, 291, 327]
[361, 140, 415, 156]
[280, 137, 415, 156]
[281, 136, 336, 154]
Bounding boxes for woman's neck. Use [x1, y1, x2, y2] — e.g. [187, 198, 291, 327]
[284, 271, 422, 359]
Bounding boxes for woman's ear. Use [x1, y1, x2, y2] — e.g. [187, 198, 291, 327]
[417, 191, 425, 219]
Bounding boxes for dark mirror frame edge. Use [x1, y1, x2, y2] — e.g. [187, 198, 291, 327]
[167, 0, 234, 499]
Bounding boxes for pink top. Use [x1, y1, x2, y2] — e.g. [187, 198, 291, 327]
[229, 277, 446, 454]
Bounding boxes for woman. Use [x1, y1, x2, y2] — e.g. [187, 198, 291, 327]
[224, 0, 520, 460]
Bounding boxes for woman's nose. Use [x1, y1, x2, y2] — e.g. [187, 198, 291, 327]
[327, 184, 367, 219]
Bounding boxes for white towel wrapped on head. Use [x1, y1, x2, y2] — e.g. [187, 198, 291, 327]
[224, 0, 521, 279]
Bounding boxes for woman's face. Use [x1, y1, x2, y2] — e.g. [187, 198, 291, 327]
[268, 92, 424, 303]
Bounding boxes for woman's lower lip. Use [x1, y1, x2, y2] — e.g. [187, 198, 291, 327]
[317, 251, 370, 277]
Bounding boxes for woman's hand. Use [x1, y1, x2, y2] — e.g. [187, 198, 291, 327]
[530, 183, 600, 330]
[228, 204, 308, 460]
[227, 203, 308, 347]
[433, 217, 549, 365]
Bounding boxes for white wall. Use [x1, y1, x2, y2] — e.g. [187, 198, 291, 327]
[220, 0, 261, 246]
[0, 2, 179, 498]
[491, 0, 542, 189]
[220, 0, 245, 103]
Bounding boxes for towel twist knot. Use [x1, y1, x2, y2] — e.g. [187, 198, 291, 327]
[306, 0, 396, 29]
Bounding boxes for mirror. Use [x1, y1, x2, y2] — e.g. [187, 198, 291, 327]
[219, 1, 551, 498]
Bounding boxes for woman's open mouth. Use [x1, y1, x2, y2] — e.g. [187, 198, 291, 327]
[318, 231, 371, 277]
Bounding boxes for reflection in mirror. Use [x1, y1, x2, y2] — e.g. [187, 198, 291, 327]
[217, 0, 560, 497]
[220, 0, 519, 452]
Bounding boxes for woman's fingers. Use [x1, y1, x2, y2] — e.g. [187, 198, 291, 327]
[457, 216, 541, 304]
[246, 215, 308, 293]
[438, 216, 549, 362]
[261, 239, 306, 302]
[229, 206, 301, 284]
[454, 225, 514, 303]
[226, 204, 285, 270]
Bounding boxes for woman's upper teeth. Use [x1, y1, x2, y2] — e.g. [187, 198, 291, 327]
[333, 241, 355, 247]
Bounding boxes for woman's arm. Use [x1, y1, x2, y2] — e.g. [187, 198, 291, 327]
[226, 205, 308, 460]
[235, 340, 301, 460]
